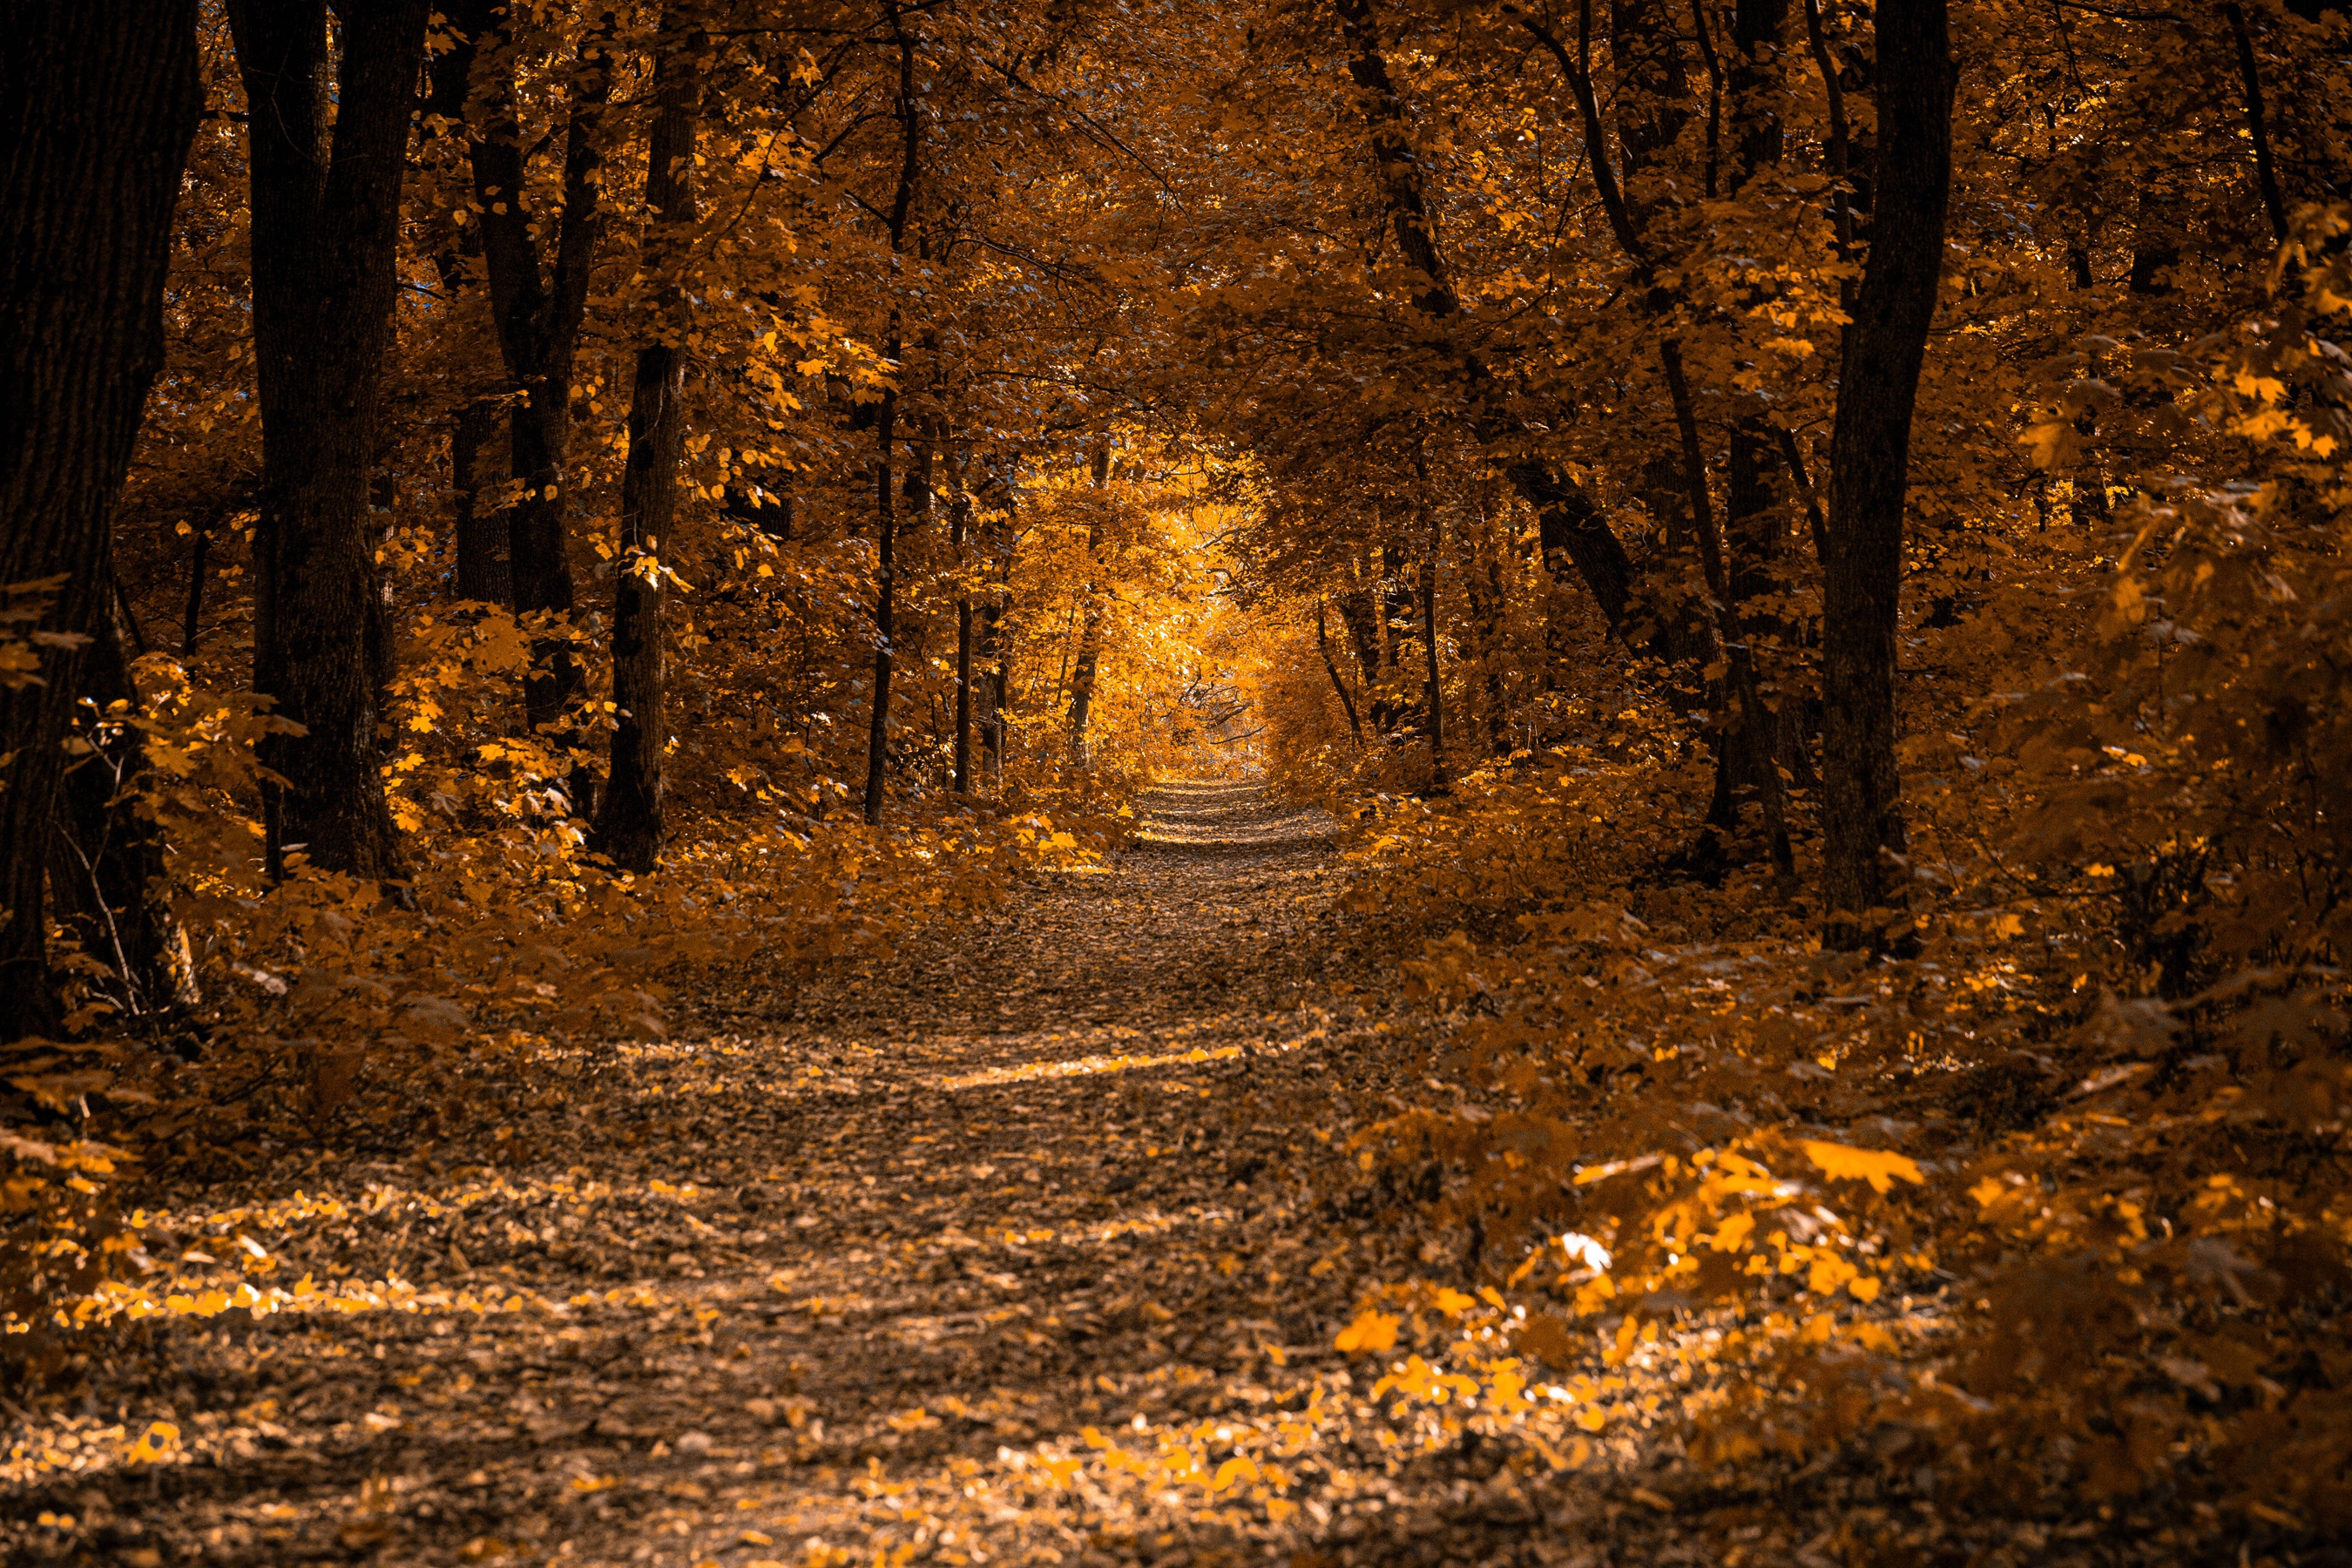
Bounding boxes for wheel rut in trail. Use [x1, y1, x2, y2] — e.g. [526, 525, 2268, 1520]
[24, 778, 1602, 1568]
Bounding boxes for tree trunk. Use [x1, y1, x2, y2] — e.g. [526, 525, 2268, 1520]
[1715, 0, 1808, 830]
[977, 470, 1014, 788]
[451, 398, 510, 605]
[231, 0, 424, 885]
[0, 1, 199, 1037]
[1316, 598, 1364, 740]
[1334, 0, 1649, 647]
[952, 483, 975, 792]
[1065, 443, 1111, 762]
[863, 10, 922, 826]
[1419, 517, 1446, 793]
[51, 601, 199, 1025]
[445, 0, 612, 807]
[591, 12, 698, 874]
[1818, 0, 1953, 948]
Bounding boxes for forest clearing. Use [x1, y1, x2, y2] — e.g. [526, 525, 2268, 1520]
[5, 0, 2350, 1565]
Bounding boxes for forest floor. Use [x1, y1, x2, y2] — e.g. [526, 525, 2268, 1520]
[10, 780, 1742, 1568]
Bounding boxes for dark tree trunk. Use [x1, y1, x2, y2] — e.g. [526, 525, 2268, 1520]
[51, 602, 199, 1025]
[181, 515, 213, 657]
[1463, 508, 1511, 756]
[230, 0, 424, 884]
[451, 399, 510, 605]
[1316, 598, 1364, 740]
[0, 2, 197, 1038]
[591, 12, 698, 874]
[977, 469, 1015, 788]
[1335, 0, 1648, 647]
[951, 482, 975, 792]
[445, 0, 612, 805]
[863, 10, 921, 826]
[1818, 0, 1954, 948]
[1419, 521, 1446, 792]
[1065, 443, 1111, 762]
[1713, 0, 1811, 828]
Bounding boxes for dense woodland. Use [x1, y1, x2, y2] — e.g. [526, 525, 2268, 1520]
[4, 0, 2351, 1561]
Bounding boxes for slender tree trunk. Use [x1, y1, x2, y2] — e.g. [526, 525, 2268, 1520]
[181, 515, 213, 657]
[952, 483, 974, 793]
[1818, 0, 1954, 947]
[1316, 598, 1364, 740]
[1420, 517, 1446, 793]
[977, 470, 1014, 788]
[51, 601, 199, 1024]
[863, 10, 921, 825]
[591, 11, 698, 873]
[1334, 0, 1649, 645]
[2222, 2, 2288, 243]
[1065, 443, 1111, 762]
[0, 1, 199, 1037]
[1718, 0, 1805, 834]
[446, 0, 612, 806]
[230, 0, 423, 884]
[451, 399, 510, 605]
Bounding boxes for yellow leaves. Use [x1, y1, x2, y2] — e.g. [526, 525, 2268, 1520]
[2024, 420, 2076, 470]
[1335, 1309, 1398, 1354]
[125, 1420, 180, 1464]
[1801, 1140, 1924, 1194]
[2233, 368, 2288, 402]
[1707, 1211, 1755, 1252]
[1209, 1455, 1259, 1490]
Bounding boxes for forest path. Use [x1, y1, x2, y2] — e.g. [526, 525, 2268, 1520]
[15, 781, 1617, 1568]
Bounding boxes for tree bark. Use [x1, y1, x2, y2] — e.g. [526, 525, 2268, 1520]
[51, 601, 199, 1025]
[1818, 0, 1953, 947]
[230, 0, 425, 885]
[953, 483, 975, 794]
[1419, 515, 1446, 792]
[977, 473, 1015, 790]
[0, 1, 199, 1037]
[1316, 598, 1365, 740]
[591, 10, 699, 873]
[863, 9, 922, 825]
[1334, 0, 1648, 645]
[444, 1, 612, 802]
[451, 399, 510, 605]
[1065, 443, 1111, 762]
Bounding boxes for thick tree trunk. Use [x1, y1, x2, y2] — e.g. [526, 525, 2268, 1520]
[591, 14, 698, 874]
[231, 0, 424, 884]
[0, 2, 199, 1037]
[1818, 0, 1953, 948]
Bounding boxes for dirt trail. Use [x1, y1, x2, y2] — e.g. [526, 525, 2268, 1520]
[14, 781, 1615, 1568]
